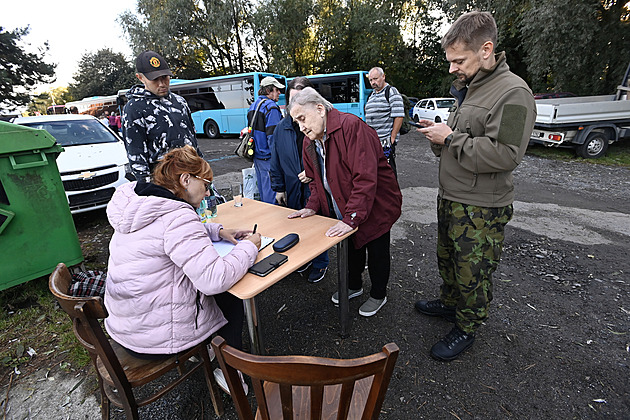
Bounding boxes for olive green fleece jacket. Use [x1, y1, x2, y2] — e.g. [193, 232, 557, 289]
[432, 52, 536, 207]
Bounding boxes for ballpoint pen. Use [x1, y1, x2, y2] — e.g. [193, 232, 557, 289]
[252, 224, 257, 234]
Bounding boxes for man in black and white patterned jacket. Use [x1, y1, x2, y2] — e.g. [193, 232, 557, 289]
[122, 50, 202, 183]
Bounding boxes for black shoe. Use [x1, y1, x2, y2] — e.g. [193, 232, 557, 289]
[308, 267, 327, 283]
[296, 262, 312, 274]
[431, 327, 475, 362]
[414, 299, 456, 323]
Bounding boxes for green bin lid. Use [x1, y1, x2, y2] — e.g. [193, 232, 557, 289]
[0, 120, 62, 155]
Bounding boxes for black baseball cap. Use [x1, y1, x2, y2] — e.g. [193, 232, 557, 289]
[135, 51, 173, 80]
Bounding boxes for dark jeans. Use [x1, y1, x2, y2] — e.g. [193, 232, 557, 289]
[387, 142, 397, 178]
[348, 231, 391, 300]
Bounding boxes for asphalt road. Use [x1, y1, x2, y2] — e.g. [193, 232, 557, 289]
[6, 130, 629, 419]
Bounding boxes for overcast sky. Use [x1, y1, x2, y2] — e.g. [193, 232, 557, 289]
[4, 0, 135, 91]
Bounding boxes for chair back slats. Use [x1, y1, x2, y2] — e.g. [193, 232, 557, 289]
[278, 383, 294, 418]
[336, 382, 356, 419]
[211, 336, 399, 420]
[310, 385, 324, 420]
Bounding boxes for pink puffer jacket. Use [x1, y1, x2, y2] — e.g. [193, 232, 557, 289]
[104, 182, 258, 354]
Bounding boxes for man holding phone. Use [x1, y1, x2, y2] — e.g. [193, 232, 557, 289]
[414, 11, 536, 361]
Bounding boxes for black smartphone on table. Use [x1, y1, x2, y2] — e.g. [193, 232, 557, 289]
[248, 253, 288, 277]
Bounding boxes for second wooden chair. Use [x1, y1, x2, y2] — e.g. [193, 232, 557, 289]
[211, 335, 399, 420]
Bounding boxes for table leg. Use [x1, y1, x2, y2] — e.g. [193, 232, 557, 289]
[244, 297, 265, 355]
[337, 238, 350, 338]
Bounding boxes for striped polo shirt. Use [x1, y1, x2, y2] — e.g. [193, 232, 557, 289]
[365, 84, 405, 149]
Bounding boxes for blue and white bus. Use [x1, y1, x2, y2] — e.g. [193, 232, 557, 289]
[296, 71, 372, 121]
[170, 72, 287, 138]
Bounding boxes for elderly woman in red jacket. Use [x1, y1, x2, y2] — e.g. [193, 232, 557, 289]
[288, 87, 402, 317]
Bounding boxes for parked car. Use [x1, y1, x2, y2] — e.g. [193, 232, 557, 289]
[412, 98, 456, 123]
[14, 114, 132, 214]
[534, 92, 576, 100]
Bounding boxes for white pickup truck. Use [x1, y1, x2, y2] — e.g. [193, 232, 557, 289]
[530, 63, 630, 158]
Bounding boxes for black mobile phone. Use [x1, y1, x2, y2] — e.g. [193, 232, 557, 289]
[248, 253, 288, 277]
[408, 121, 423, 128]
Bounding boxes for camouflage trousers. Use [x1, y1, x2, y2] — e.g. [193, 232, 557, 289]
[437, 198, 513, 334]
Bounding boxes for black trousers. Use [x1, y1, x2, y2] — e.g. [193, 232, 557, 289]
[348, 231, 391, 300]
[214, 291, 244, 350]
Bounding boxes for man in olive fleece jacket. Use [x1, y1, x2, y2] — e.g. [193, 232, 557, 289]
[415, 11, 536, 362]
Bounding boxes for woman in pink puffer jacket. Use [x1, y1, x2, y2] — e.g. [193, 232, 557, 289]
[104, 146, 261, 357]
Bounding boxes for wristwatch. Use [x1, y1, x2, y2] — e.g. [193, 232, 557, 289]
[444, 133, 453, 147]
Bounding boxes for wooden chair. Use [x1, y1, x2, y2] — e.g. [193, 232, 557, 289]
[49, 262, 224, 419]
[211, 336, 399, 420]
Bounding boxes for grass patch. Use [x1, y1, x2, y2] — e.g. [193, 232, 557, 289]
[527, 140, 630, 167]
[0, 277, 89, 384]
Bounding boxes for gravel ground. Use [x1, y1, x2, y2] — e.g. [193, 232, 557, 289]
[2, 133, 629, 419]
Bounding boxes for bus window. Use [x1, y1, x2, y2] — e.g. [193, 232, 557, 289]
[169, 72, 286, 138]
[299, 71, 372, 120]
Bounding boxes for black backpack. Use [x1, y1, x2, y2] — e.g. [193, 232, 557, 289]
[370, 85, 412, 135]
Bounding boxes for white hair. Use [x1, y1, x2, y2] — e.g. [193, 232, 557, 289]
[288, 87, 334, 113]
[369, 67, 384, 76]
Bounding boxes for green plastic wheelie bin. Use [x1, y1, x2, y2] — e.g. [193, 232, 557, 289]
[0, 121, 83, 290]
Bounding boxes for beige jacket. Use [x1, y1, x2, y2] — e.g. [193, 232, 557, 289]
[432, 52, 536, 207]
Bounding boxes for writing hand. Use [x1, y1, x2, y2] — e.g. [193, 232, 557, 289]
[245, 233, 262, 249]
[219, 228, 252, 245]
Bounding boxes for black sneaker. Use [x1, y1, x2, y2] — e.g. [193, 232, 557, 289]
[296, 261, 312, 274]
[430, 327, 475, 362]
[308, 267, 327, 283]
[414, 299, 456, 323]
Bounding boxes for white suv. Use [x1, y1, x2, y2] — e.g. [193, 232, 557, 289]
[14, 114, 131, 214]
[412, 98, 456, 123]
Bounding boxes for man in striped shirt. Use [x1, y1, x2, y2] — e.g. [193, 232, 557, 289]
[365, 67, 405, 177]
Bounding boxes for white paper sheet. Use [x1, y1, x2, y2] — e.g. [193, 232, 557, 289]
[212, 236, 274, 257]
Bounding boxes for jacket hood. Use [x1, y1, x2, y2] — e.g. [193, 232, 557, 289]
[107, 181, 194, 234]
[126, 84, 162, 100]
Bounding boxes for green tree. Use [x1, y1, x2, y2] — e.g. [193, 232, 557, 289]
[441, 0, 630, 95]
[26, 92, 51, 115]
[521, 0, 630, 94]
[252, 0, 315, 76]
[68, 49, 137, 100]
[25, 87, 72, 115]
[0, 26, 56, 112]
[119, 0, 255, 76]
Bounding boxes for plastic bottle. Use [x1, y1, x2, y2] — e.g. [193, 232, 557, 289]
[205, 183, 218, 218]
[196, 197, 208, 222]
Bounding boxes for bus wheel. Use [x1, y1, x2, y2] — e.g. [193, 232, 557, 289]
[204, 120, 220, 139]
[577, 132, 608, 158]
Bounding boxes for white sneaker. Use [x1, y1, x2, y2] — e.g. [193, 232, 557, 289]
[213, 367, 249, 396]
[189, 346, 215, 363]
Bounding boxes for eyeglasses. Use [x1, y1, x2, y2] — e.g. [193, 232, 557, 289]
[192, 174, 212, 191]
